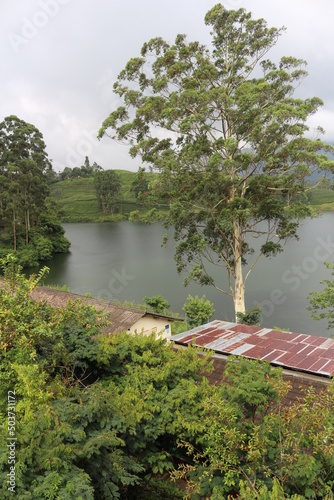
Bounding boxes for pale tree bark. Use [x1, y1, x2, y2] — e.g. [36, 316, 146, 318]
[233, 220, 246, 321]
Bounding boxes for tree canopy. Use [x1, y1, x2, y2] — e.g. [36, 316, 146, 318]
[131, 166, 150, 205]
[59, 157, 103, 180]
[94, 169, 122, 214]
[183, 294, 215, 327]
[0, 115, 70, 266]
[99, 4, 334, 320]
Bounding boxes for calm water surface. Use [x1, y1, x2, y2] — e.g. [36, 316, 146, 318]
[43, 213, 334, 337]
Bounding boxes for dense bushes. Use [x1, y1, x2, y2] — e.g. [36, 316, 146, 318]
[0, 258, 334, 498]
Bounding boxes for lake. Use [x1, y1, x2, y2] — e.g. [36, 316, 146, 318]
[43, 213, 334, 337]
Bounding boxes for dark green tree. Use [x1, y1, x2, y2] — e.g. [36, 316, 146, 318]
[84, 155, 90, 169]
[59, 166, 72, 180]
[92, 161, 103, 173]
[236, 305, 262, 325]
[94, 169, 122, 214]
[0, 115, 51, 249]
[44, 167, 58, 184]
[99, 5, 334, 321]
[131, 167, 149, 205]
[0, 115, 70, 265]
[71, 166, 81, 178]
[80, 156, 93, 177]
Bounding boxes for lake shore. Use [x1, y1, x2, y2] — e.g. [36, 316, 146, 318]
[39, 217, 334, 338]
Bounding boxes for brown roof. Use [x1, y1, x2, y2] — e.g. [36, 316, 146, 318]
[0, 278, 181, 335]
[29, 286, 146, 335]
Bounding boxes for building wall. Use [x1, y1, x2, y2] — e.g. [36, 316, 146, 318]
[129, 316, 171, 339]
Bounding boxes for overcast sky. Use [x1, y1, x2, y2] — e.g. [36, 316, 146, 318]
[2, 0, 334, 172]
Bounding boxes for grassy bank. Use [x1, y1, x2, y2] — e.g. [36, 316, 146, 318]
[306, 187, 334, 207]
[50, 175, 334, 223]
[50, 171, 146, 222]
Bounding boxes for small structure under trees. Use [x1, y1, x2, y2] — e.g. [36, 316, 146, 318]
[99, 4, 334, 321]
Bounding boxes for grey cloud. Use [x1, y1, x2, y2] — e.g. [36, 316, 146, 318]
[2, 0, 334, 172]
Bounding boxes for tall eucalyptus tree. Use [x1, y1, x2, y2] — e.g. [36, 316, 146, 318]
[99, 5, 334, 319]
[0, 115, 70, 263]
[0, 115, 51, 249]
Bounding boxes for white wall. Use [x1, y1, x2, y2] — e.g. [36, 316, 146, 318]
[129, 315, 172, 339]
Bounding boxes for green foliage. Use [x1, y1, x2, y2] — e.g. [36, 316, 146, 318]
[236, 305, 262, 325]
[94, 169, 122, 214]
[183, 294, 215, 327]
[131, 166, 150, 205]
[1, 259, 334, 498]
[49, 171, 161, 222]
[234, 478, 305, 499]
[308, 262, 334, 329]
[0, 261, 213, 498]
[99, 4, 334, 320]
[172, 356, 334, 499]
[0, 115, 70, 266]
[142, 295, 170, 313]
[59, 157, 103, 180]
[9, 246, 39, 268]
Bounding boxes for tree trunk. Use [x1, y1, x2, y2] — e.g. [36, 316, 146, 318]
[24, 191, 28, 246]
[13, 208, 16, 251]
[25, 209, 29, 246]
[234, 271, 245, 322]
[233, 220, 246, 322]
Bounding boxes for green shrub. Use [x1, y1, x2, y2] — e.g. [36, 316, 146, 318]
[236, 305, 262, 325]
[183, 295, 215, 327]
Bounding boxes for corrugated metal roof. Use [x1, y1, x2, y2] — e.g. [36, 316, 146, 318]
[171, 320, 334, 377]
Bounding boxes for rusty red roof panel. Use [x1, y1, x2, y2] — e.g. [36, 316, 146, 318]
[171, 320, 334, 377]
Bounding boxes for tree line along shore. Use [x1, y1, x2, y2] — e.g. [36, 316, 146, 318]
[50, 170, 334, 224]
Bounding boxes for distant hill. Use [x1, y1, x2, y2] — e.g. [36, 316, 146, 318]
[306, 187, 334, 210]
[49, 170, 149, 222]
[49, 170, 334, 223]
